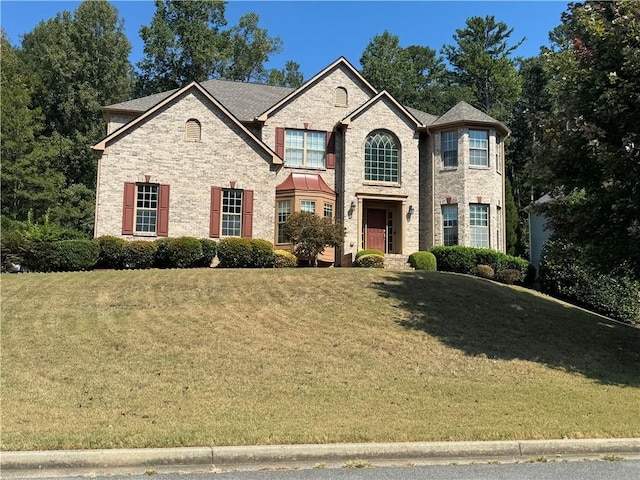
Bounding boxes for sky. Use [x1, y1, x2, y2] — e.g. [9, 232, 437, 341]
[1, 0, 570, 80]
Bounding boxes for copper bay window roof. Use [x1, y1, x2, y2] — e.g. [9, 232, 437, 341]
[276, 173, 336, 195]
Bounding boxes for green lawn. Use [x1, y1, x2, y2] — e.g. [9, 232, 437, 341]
[1, 268, 638, 451]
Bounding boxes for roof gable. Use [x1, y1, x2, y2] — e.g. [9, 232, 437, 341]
[431, 101, 510, 135]
[256, 57, 378, 121]
[340, 90, 424, 129]
[93, 82, 282, 164]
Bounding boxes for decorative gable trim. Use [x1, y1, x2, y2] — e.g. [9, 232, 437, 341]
[255, 57, 378, 121]
[339, 90, 424, 129]
[93, 82, 282, 165]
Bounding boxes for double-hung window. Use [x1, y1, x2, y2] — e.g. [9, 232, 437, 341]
[469, 130, 489, 167]
[323, 203, 333, 219]
[285, 130, 326, 168]
[365, 131, 399, 183]
[442, 131, 458, 167]
[277, 200, 291, 243]
[442, 204, 458, 246]
[301, 200, 316, 214]
[470, 204, 489, 248]
[222, 190, 243, 237]
[136, 184, 158, 233]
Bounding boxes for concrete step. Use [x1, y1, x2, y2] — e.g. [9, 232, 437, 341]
[384, 254, 414, 270]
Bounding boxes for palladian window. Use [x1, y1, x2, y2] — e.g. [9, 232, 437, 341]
[365, 131, 399, 183]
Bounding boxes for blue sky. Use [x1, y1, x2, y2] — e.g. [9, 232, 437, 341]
[1, 1, 569, 80]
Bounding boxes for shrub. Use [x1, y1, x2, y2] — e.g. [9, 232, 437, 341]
[20, 240, 59, 272]
[55, 239, 100, 271]
[540, 239, 639, 324]
[496, 268, 520, 285]
[355, 249, 384, 261]
[1, 229, 26, 272]
[96, 236, 128, 269]
[475, 264, 495, 279]
[198, 239, 218, 267]
[430, 246, 476, 273]
[408, 251, 437, 271]
[250, 239, 275, 268]
[274, 249, 297, 268]
[217, 238, 252, 268]
[283, 211, 345, 266]
[123, 241, 157, 269]
[153, 238, 172, 268]
[353, 253, 385, 268]
[166, 237, 203, 268]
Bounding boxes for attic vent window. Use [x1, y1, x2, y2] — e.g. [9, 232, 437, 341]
[185, 119, 201, 142]
[335, 87, 348, 107]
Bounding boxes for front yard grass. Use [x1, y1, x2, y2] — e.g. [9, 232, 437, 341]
[1, 268, 638, 450]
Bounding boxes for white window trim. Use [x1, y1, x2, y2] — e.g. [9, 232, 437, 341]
[221, 189, 243, 237]
[469, 129, 489, 168]
[285, 129, 326, 169]
[442, 130, 458, 168]
[135, 183, 159, 235]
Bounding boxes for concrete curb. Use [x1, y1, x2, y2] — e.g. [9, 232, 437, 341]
[2, 439, 639, 473]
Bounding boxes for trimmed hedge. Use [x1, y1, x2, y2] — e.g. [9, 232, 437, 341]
[274, 249, 297, 268]
[166, 237, 203, 268]
[540, 240, 639, 325]
[430, 246, 530, 285]
[353, 253, 385, 268]
[198, 239, 218, 267]
[355, 249, 385, 261]
[124, 241, 157, 269]
[96, 236, 127, 269]
[250, 239, 275, 268]
[55, 239, 99, 271]
[408, 251, 437, 271]
[217, 238, 252, 268]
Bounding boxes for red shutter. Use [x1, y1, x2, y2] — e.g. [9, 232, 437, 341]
[326, 130, 336, 169]
[275, 127, 285, 158]
[210, 186, 222, 238]
[122, 182, 136, 235]
[241, 189, 254, 239]
[157, 184, 170, 237]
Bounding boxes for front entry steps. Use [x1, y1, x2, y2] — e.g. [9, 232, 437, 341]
[384, 254, 414, 270]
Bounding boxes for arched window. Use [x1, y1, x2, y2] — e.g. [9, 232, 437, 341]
[365, 131, 399, 183]
[185, 119, 201, 142]
[334, 87, 348, 107]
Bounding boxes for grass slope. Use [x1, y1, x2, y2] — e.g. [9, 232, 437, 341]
[1, 269, 639, 451]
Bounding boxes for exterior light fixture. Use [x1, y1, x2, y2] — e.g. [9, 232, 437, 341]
[408, 205, 415, 216]
[348, 200, 356, 219]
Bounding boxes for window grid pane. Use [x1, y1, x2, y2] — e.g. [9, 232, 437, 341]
[136, 184, 158, 233]
[324, 203, 333, 219]
[442, 204, 458, 246]
[301, 200, 315, 214]
[365, 132, 399, 182]
[469, 130, 488, 166]
[470, 204, 489, 248]
[442, 131, 458, 167]
[277, 200, 291, 243]
[222, 190, 242, 236]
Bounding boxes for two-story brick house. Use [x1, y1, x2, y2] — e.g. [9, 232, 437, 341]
[93, 57, 508, 266]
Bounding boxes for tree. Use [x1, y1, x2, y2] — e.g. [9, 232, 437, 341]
[267, 60, 304, 87]
[535, 0, 640, 275]
[360, 31, 458, 114]
[219, 12, 283, 82]
[504, 178, 520, 256]
[442, 15, 524, 120]
[136, 0, 228, 95]
[283, 212, 345, 267]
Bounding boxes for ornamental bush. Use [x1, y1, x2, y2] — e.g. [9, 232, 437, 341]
[123, 240, 157, 269]
[165, 237, 203, 268]
[55, 239, 99, 271]
[355, 249, 385, 261]
[217, 237, 252, 268]
[96, 236, 128, 269]
[475, 264, 495, 279]
[429, 246, 476, 274]
[540, 240, 639, 325]
[274, 249, 297, 268]
[408, 251, 437, 271]
[353, 253, 385, 268]
[496, 268, 520, 285]
[250, 239, 275, 268]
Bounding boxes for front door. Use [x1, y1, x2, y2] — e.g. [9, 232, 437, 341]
[366, 208, 387, 252]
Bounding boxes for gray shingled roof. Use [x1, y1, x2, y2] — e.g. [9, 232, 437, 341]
[406, 106, 439, 126]
[104, 79, 295, 122]
[431, 101, 509, 132]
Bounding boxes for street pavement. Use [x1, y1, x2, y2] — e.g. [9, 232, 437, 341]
[2, 438, 640, 478]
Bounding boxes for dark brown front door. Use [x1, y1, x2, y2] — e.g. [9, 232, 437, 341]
[366, 208, 386, 252]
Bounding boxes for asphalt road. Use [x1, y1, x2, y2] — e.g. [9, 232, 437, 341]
[7, 460, 640, 480]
